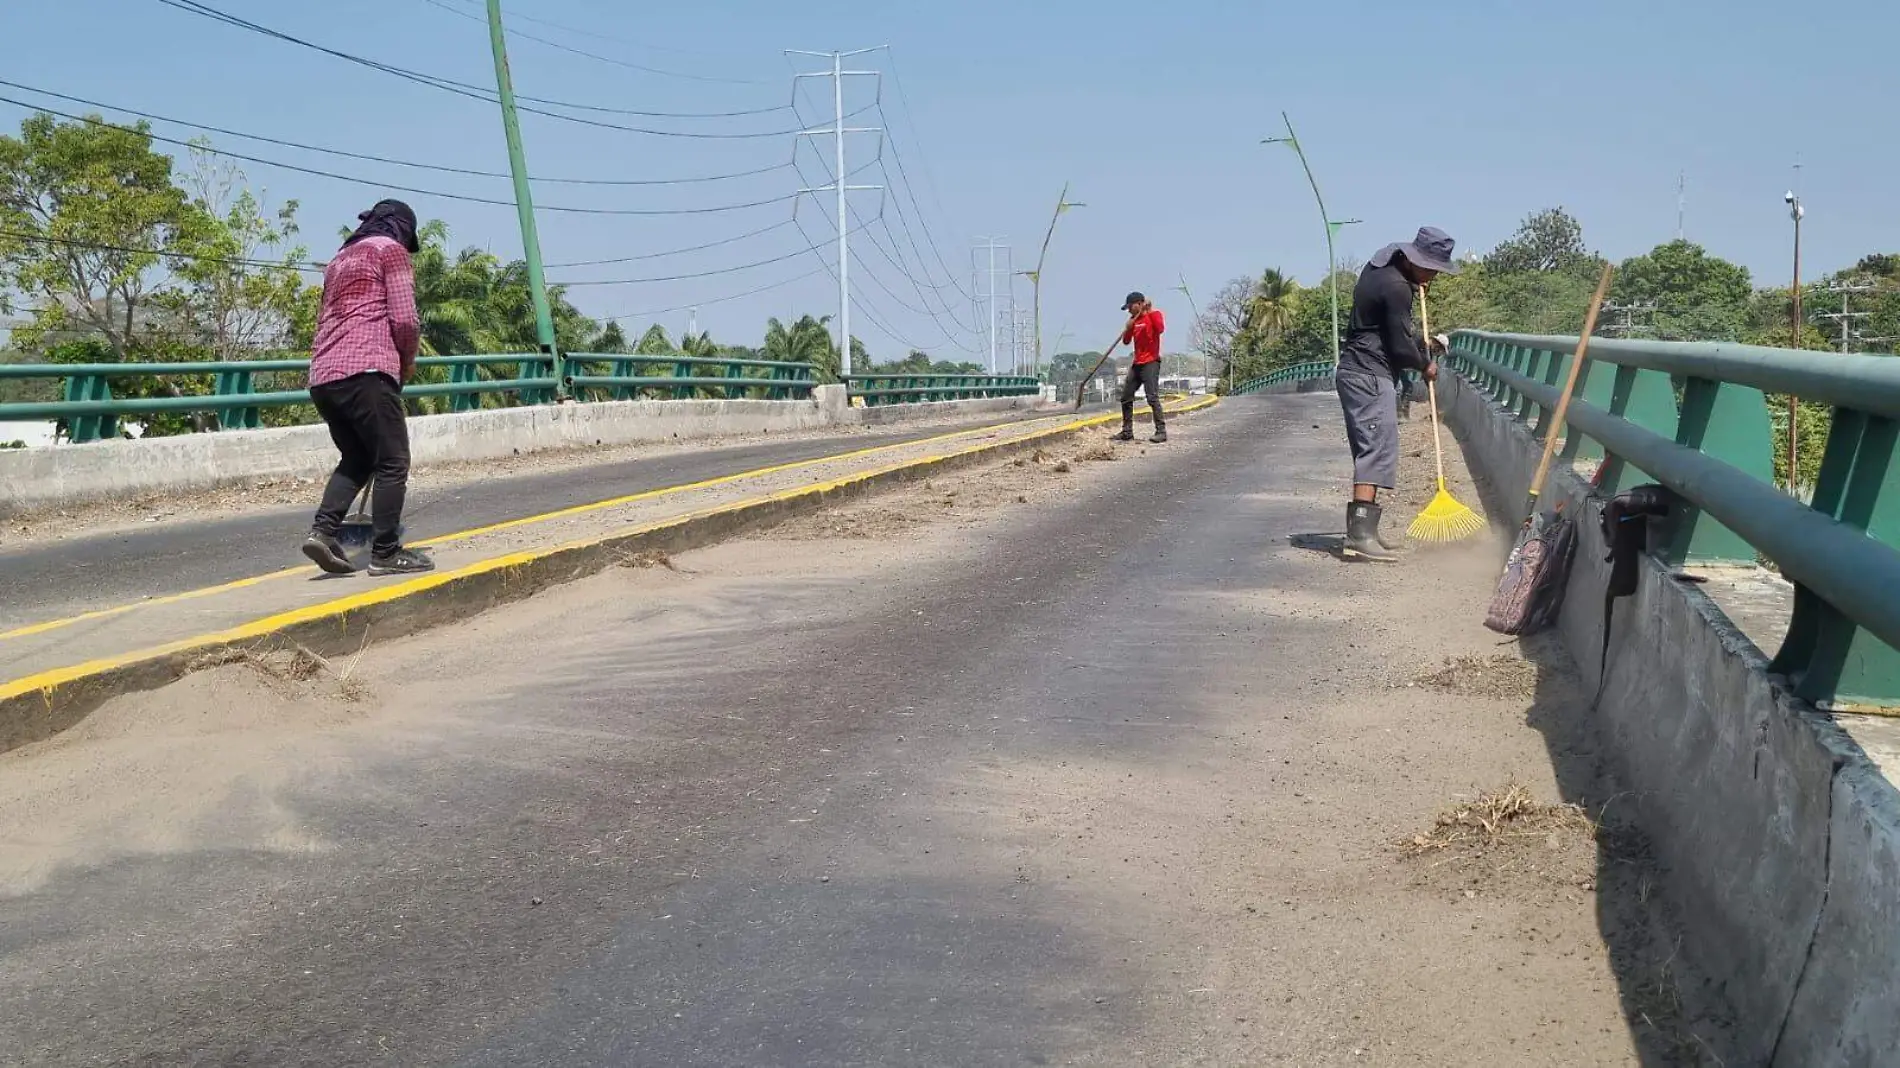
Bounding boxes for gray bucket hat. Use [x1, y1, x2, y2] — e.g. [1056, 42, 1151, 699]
[1368, 226, 1460, 275]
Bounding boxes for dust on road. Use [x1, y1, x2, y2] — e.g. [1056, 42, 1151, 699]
[0, 396, 1733, 1066]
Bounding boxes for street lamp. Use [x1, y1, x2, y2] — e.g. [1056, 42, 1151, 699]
[1019, 183, 1086, 379]
[1264, 113, 1359, 368]
[1785, 189, 1805, 493]
[1172, 274, 1208, 390]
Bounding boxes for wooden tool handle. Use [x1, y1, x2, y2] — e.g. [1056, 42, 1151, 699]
[1525, 263, 1615, 516]
[1073, 331, 1126, 409]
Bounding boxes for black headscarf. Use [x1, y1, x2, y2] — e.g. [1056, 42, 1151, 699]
[343, 199, 420, 254]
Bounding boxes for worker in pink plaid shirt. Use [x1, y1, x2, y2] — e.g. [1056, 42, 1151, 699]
[300, 199, 434, 576]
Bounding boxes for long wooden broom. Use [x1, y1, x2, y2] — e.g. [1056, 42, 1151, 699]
[1407, 288, 1486, 542]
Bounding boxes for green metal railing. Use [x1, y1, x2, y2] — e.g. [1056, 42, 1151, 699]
[1450, 329, 1900, 709]
[846, 374, 1040, 407]
[0, 353, 819, 443]
[1228, 362, 1335, 396]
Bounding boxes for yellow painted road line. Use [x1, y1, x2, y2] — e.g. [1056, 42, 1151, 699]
[0, 397, 1215, 702]
[2, 411, 1098, 645]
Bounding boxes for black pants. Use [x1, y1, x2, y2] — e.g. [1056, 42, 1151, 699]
[310, 371, 410, 556]
[1119, 361, 1165, 429]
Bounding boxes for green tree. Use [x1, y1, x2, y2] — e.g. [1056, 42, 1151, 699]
[166, 146, 315, 360]
[763, 314, 838, 383]
[1612, 240, 1753, 341]
[1246, 268, 1300, 342]
[1482, 207, 1597, 278]
[0, 112, 219, 359]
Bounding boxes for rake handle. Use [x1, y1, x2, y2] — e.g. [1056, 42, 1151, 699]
[1525, 262, 1615, 519]
[1419, 288, 1448, 492]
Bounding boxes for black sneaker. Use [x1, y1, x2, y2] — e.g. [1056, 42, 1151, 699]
[1150, 427, 1169, 443]
[301, 532, 356, 575]
[368, 547, 436, 577]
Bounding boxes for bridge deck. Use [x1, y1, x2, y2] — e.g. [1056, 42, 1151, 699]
[0, 395, 1729, 1065]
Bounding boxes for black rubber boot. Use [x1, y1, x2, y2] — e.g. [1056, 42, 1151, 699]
[1111, 415, 1135, 442]
[1150, 424, 1168, 443]
[1342, 502, 1398, 563]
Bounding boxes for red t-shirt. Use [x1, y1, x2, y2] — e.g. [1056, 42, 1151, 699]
[1123, 309, 1165, 365]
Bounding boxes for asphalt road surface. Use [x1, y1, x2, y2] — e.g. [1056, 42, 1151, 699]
[0, 410, 1051, 630]
[0, 396, 1703, 1066]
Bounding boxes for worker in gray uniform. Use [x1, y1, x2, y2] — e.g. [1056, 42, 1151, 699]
[1336, 226, 1458, 562]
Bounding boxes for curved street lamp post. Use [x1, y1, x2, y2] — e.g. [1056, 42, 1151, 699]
[1264, 113, 1359, 367]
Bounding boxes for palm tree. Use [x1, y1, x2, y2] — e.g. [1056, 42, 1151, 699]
[1246, 268, 1300, 342]
[763, 315, 838, 383]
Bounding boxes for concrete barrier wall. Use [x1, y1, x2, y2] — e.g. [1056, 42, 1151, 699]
[1441, 372, 1900, 1066]
[0, 387, 1033, 515]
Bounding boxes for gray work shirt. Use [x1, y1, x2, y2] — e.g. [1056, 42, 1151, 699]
[1338, 261, 1429, 379]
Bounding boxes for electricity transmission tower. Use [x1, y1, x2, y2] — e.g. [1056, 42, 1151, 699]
[972, 238, 1012, 373]
[788, 48, 884, 377]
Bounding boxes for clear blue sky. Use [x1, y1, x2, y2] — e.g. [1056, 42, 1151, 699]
[4, 0, 1896, 364]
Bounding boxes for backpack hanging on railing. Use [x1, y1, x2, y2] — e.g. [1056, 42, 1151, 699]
[1484, 502, 1580, 636]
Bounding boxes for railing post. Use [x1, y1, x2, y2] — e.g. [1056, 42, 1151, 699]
[671, 358, 696, 400]
[1529, 349, 1566, 439]
[1560, 357, 1615, 464]
[1665, 377, 1776, 565]
[1596, 365, 1678, 493]
[63, 372, 114, 444]
[214, 368, 260, 431]
[451, 361, 481, 412]
[1511, 345, 1540, 422]
[725, 358, 747, 400]
[1770, 409, 1900, 709]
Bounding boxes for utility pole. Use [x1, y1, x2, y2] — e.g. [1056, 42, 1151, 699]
[1599, 301, 1656, 338]
[1264, 113, 1359, 367]
[1820, 279, 1876, 353]
[1019, 183, 1085, 378]
[973, 237, 1010, 373]
[1785, 183, 1805, 492]
[485, 0, 561, 398]
[1676, 171, 1686, 241]
[789, 48, 884, 378]
[1172, 274, 1207, 387]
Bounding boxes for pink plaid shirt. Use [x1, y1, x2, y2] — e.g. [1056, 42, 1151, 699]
[309, 236, 421, 387]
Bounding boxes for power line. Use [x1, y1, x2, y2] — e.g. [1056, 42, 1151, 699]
[874, 51, 975, 304]
[549, 219, 873, 287]
[416, 0, 773, 87]
[425, 0, 757, 63]
[4, 221, 827, 280]
[153, 0, 819, 137]
[791, 212, 925, 352]
[788, 93, 979, 347]
[544, 221, 796, 268]
[0, 79, 792, 187]
[0, 227, 326, 274]
[599, 263, 834, 322]
[0, 97, 805, 218]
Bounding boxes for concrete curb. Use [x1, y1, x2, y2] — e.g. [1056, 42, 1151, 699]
[0, 390, 1035, 518]
[0, 398, 1213, 754]
[1439, 371, 1899, 1066]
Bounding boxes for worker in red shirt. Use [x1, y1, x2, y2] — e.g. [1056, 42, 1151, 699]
[1112, 291, 1167, 443]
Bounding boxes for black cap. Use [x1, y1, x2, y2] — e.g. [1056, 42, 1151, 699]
[1121, 291, 1146, 311]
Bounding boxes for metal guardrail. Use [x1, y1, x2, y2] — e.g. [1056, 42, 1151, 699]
[1227, 362, 1336, 396]
[1450, 329, 1900, 709]
[0, 353, 819, 443]
[845, 373, 1040, 407]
